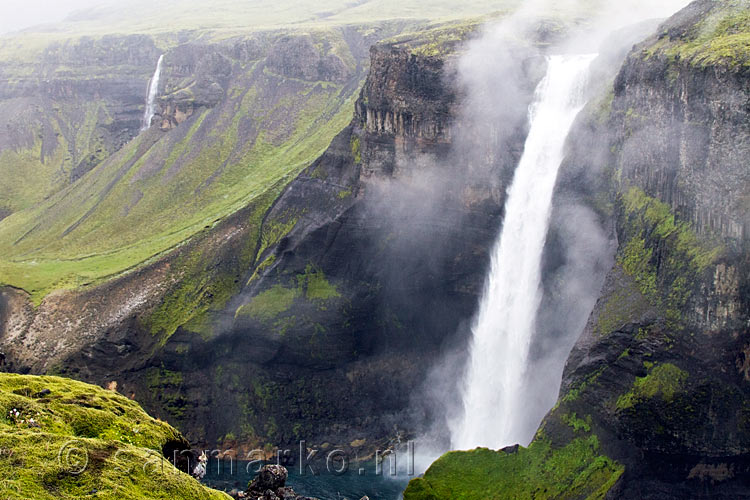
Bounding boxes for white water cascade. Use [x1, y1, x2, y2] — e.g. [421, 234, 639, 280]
[451, 54, 597, 450]
[141, 54, 164, 131]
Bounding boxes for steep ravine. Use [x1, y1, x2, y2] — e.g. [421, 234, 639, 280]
[405, 1, 750, 498]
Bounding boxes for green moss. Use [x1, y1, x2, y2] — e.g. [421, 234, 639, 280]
[619, 237, 657, 298]
[562, 413, 592, 434]
[403, 435, 623, 500]
[614, 186, 722, 331]
[593, 89, 615, 124]
[146, 368, 183, 390]
[350, 136, 362, 164]
[0, 373, 228, 499]
[389, 18, 485, 57]
[561, 366, 606, 404]
[660, 3, 750, 69]
[595, 278, 651, 337]
[234, 263, 339, 340]
[235, 284, 298, 322]
[297, 264, 340, 302]
[616, 363, 688, 410]
[257, 210, 300, 262]
[0, 374, 181, 449]
[247, 253, 277, 285]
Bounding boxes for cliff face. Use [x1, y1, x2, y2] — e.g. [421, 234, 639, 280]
[557, 2, 750, 496]
[406, 1, 750, 498]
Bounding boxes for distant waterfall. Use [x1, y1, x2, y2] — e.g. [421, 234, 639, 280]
[141, 54, 164, 131]
[451, 54, 597, 450]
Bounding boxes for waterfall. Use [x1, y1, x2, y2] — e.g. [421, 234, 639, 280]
[141, 54, 164, 131]
[451, 54, 597, 451]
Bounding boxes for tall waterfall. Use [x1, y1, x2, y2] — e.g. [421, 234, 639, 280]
[141, 54, 164, 131]
[451, 54, 597, 450]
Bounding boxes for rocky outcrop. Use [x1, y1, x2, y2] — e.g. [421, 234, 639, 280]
[157, 45, 234, 129]
[266, 34, 353, 83]
[237, 465, 316, 500]
[356, 44, 453, 142]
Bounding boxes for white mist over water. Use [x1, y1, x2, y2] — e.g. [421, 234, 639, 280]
[141, 54, 164, 131]
[451, 54, 597, 451]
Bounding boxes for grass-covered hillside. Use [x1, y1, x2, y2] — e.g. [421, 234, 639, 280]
[0, 0, 522, 304]
[3, 0, 517, 39]
[645, 0, 750, 68]
[0, 373, 228, 499]
[404, 435, 623, 500]
[0, 27, 364, 302]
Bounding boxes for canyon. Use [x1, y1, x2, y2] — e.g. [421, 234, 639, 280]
[0, 0, 748, 498]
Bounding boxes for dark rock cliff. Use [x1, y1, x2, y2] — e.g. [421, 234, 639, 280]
[554, 2, 750, 496]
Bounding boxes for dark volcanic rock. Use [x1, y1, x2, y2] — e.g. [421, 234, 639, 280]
[241, 465, 315, 500]
[249, 464, 288, 491]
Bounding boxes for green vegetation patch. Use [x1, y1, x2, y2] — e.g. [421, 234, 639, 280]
[595, 275, 652, 337]
[0, 373, 180, 448]
[562, 413, 592, 434]
[236, 264, 340, 320]
[616, 186, 722, 329]
[403, 435, 623, 500]
[297, 264, 341, 302]
[233, 263, 340, 339]
[350, 135, 361, 164]
[561, 366, 606, 405]
[0, 35, 360, 303]
[388, 18, 485, 57]
[645, 1, 750, 69]
[236, 284, 298, 322]
[0, 373, 228, 500]
[616, 363, 688, 410]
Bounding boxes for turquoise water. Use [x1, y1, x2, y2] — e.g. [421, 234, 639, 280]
[203, 460, 410, 499]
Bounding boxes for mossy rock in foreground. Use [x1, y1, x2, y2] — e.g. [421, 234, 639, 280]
[0, 373, 229, 500]
[403, 436, 623, 500]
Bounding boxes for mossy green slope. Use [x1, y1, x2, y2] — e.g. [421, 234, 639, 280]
[0, 97, 132, 215]
[0, 29, 360, 303]
[0, 373, 228, 499]
[646, 0, 750, 68]
[404, 435, 623, 500]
